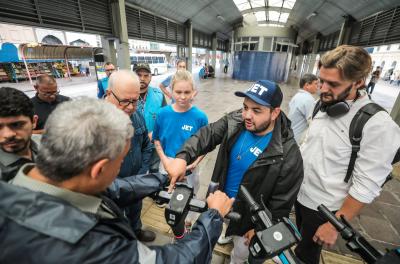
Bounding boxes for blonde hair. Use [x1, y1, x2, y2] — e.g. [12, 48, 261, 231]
[318, 45, 372, 82]
[171, 70, 194, 90]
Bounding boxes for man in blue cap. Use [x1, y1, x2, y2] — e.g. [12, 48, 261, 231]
[165, 80, 304, 263]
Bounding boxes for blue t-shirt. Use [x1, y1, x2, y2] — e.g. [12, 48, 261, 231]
[161, 75, 172, 88]
[153, 105, 208, 158]
[224, 130, 273, 198]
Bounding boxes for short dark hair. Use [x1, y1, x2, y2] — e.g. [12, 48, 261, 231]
[299, 73, 318, 89]
[104, 62, 114, 68]
[0, 87, 34, 120]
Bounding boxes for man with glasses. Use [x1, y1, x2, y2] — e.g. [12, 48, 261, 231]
[31, 74, 70, 134]
[97, 62, 116, 98]
[105, 70, 155, 242]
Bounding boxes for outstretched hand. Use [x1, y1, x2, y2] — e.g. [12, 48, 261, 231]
[164, 158, 187, 192]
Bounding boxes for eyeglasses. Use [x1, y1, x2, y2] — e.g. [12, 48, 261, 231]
[38, 90, 60, 97]
[105, 68, 115, 72]
[110, 90, 138, 107]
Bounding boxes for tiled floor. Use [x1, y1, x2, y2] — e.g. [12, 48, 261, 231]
[141, 197, 365, 263]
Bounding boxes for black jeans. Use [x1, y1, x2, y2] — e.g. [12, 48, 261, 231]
[294, 201, 332, 264]
[366, 82, 376, 94]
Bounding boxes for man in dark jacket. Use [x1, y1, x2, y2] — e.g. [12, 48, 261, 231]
[0, 98, 234, 264]
[31, 74, 70, 134]
[105, 70, 154, 242]
[165, 80, 304, 262]
[0, 87, 40, 181]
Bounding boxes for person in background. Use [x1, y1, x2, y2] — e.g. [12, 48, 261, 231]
[366, 66, 381, 95]
[31, 74, 70, 134]
[224, 58, 229, 73]
[105, 70, 154, 242]
[288, 73, 318, 144]
[97, 62, 115, 98]
[134, 63, 167, 173]
[159, 59, 188, 100]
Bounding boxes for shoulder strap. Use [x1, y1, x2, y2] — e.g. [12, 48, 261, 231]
[344, 103, 386, 183]
[311, 100, 322, 119]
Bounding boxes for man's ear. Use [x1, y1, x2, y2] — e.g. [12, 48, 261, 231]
[34, 84, 39, 91]
[105, 89, 112, 100]
[90, 159, 110, 180]
[354, 79, 365, 90]
[271, 107, 281, 121]
[32, 115, 38, 129]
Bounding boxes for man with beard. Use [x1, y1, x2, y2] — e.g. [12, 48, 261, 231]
[134, 63, 166, 173]
[0, 87, 39, 181]
[105, 70, 155, 242]
[165, 80, 303, 263]
[295, 45, 400, 264]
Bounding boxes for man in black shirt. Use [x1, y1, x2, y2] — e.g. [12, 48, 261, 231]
[0, 87, 39, 181]
[31, 74, 70, 133]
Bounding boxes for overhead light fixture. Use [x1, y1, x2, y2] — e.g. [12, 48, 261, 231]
[216, 15, 225, 22]
[306, 12, 317, 20]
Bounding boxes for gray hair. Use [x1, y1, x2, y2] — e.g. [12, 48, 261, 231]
[36, 97, 133, 182]
[299, 73, 318, 89]
[108, 70, 139, 91]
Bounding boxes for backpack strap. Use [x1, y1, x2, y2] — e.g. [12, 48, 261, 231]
[311, 100, 322, 119]
[344, 103, 386, 183]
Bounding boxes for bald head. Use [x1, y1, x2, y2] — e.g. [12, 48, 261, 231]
[36, 74, 56, 86]
[34, 74, 58, 103]
[108, 70, 140, 93]
[106, 70, 140, 116]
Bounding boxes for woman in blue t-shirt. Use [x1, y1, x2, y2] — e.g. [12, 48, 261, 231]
[153, 70, 208, 230]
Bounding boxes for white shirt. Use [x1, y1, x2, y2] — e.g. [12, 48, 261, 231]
[298, 94, 400, 211]
[288, 89, 316, 144]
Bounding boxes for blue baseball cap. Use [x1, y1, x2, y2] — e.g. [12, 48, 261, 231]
[235, 80, 283, 108]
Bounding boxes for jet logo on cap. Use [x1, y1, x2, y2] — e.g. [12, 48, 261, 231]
[247, 83, 268, 96]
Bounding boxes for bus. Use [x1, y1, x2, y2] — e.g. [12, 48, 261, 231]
[130, 53, 168, 75]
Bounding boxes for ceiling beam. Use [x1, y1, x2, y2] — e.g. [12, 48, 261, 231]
[258, 20, 286, 26]
[241, 6, 291, 15]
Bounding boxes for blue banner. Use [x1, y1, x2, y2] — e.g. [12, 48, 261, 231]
[232, 51, 290, 82]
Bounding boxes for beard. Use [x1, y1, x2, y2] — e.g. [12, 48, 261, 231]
[0, 137, 29, 154]
[245, 119, 272, 134]
[320, 84, 353, 107]
[140, 82, 149, 90]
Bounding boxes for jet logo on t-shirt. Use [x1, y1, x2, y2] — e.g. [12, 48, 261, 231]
[250, 147, 262, 157]
[182, 125, 193, 131]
